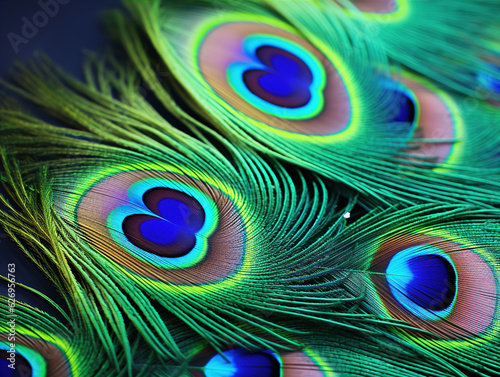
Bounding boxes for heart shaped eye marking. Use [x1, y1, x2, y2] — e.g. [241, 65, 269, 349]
[228, 34, 326, 120]
[107, 178, 218, 269]
[243, 45, 314, 108]
[123, 188, 206, 258]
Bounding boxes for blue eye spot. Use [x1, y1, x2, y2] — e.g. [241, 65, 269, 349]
[242, 45, 313, 108]
[139, 218, 181, 245]
[390, 91, 416, 124]
[122, 188, 206, 258]
[157, 197, 205, 233]
[204, 349, 281, 377]
[404, 254, 456, 310]
[0, 351, 33, 377]
[478, 64, 500, 94]
[227, 34, 326, 120]
[386, 246, 457, 320]
[258, 54, 301, 97]
[381, 79, 416, 126]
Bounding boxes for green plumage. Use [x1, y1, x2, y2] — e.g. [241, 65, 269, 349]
[0, 1, 499, 376]
[336, 204, 500, 376]
[106, 0, 500, 207]
[0, 56, 383, 367]
[140, 326, 460, 377]
[0, 298, 133, 376]
[338, 0, 500, 100]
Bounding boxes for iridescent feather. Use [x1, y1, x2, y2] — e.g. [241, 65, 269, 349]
[0, 57, 375, 363]
[1, 1, 500, 376]
[338, 205, 500, 376]
[132, 327, 460, 377]
[107, 0, 500, 206]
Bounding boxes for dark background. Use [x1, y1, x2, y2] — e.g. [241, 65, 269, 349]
[0, 0, 123, 318]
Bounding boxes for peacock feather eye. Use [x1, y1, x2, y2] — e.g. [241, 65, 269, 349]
[196, 19, 352, 136]
[380, 78, 417, 127]
[391, 70, 500, 171]
[70, 167, 246, 285]
[181, 330, 458, 377]
[385, 246, 457, 319]
[227, 34, 326, 120]
[122, 187, 206, 258]
[0, 303, 122, 377]
[1, 347, 36, 377]
[369, 232, 499, 340]
[202, 349, 281, 377]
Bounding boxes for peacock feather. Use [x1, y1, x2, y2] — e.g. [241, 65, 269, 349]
[1, 0, 500, 376]
[104, 313, 462, 377]
[387, 68, 500, 170]
[337, 205, 500, 376]
[106, 0, 500, 207]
